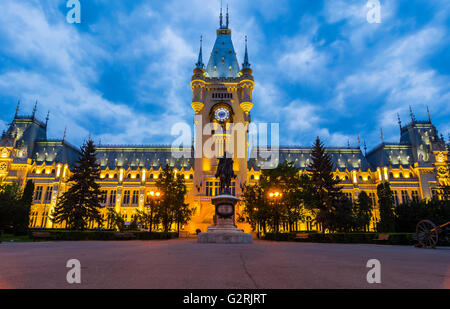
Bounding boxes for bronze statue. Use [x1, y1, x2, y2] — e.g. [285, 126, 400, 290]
[215, 153, 236, 195]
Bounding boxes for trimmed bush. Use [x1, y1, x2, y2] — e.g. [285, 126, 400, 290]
[28, 230, 179, 241]
[261, 232, 417, 246]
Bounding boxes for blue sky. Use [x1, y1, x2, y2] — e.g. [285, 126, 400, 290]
[0, 0, 449, 150]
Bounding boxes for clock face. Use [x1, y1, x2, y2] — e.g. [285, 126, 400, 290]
[214, 108, 230, 122]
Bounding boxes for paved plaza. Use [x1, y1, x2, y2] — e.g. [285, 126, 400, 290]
[0, 239, 448, 289]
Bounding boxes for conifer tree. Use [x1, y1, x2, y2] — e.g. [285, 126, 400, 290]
[52, 139, 103, 230]
[355, 191, 373, 232]
[376, 182, 395, 232]
[307, 137, 341, 231]
[13, 180, 34, 235]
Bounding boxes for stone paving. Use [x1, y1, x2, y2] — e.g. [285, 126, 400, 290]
[0, 239, 448, 289]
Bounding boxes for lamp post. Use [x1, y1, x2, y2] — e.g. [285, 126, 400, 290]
[268, 190, 282, 236]
[145, 190, 162, 232]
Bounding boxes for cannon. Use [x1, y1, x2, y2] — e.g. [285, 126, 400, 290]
[415, 220, 450, 249]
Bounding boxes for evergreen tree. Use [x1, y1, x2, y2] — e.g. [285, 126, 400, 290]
[355, 191, 373, 232]
[307, 137, 342, 232]
[376, 182, 396, 232]
[0, 182, 22, 233]
[52, 139, 103, 230]
[13, 180, 34, 235]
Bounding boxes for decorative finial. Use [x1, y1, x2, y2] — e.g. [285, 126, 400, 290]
[195, 35, 204, 69]
[62, 127, 67, 143]
[32, 101, 38, 118]
[15, 100, 20, 118]
[219, 1, 223, 28]
[347, 139, 350, 149]
[380, 128, 384, 143]
[364, 140, 367, 156]
[226, 4, 229, 28]
[357, 135, 360, 147]
[427, 106, 431, 123]
[397, 113, 402, 132]
[242, 35, 251, 69]
[409, 105, 416, 124]
[45, 111, 50, 126]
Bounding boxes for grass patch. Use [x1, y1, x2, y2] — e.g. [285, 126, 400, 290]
[0, 234, 32, 243]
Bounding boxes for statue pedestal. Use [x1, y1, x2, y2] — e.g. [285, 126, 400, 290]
[197, 195, 253, 244]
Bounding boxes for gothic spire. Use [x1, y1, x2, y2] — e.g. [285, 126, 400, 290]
[242, 35, 251, 69]
[409, 105, 416, 124]
[195, 35, 204, 69]
[226, 4, 229, 28]
[62, 127, 67, 143]
[45, 111, 50, 126]
[219, 1, 223, 28]
[32, 101, 38, 119]
[427, 106, 431, 123]
[363, 140, 367, 156]
[397, 113, 402, 132]
[380, 128, 384, 143]
[15, 100, 20, 118]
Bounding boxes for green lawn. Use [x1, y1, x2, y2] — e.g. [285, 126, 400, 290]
[0, 234, 32, 242]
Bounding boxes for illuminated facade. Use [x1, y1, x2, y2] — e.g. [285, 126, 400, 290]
[0, 14, 449, 233]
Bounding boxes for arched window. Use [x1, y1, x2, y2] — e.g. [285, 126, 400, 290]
[189, 174, 193, 179]
[250, 175, 254, 180]
[105, 174, 109, 179]
[114, 174, 118, 179]
[136, 174, 140, 179]
[127, 174, 131, 179]
[399, 173, 403, 178]
[150, 174, 153, 180]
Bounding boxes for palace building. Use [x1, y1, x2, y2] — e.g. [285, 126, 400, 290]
[0, 12, 449, 233]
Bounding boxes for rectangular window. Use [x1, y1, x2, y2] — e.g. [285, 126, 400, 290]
[132, 190, 139, 205]
[206, 182, 212, 196]
[43, 186, 53, 204]
[123, 190, 130, 206]
[401, 190, 409, 204]
[412, 190, 419, 202]
[34, 186, 43, 203]
[109, 190, 117, 206]
[100, 190, 107, 204]
[393, 191, 399, 206]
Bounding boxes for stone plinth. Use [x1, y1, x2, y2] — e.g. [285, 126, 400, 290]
[197, 194, 253, 244]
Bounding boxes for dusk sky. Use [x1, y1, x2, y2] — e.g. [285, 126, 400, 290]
[0, 0, 449, 150]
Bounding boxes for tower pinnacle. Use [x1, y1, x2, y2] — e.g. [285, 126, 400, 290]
[195, 35, 204, 69]
[242, 36, 251, 69]
[409, 105, 416, 124]
[15, 100, 20, 118]
[32, 101, 38, 119]
[219, 1, 223, 28]
[45, 111, 50, 126]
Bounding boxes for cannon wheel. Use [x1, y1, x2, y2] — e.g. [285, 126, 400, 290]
[416, 220, 438, 249]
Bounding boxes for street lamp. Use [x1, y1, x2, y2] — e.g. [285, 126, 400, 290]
[145, 190, 162, 231]
[268, 190, 283, 235]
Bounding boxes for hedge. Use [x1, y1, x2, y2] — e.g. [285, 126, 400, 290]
[261, 232, 417, 246]
[28, 230, 178, 241]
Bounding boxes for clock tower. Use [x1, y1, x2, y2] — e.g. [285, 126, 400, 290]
[190, 9, 254, 231]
